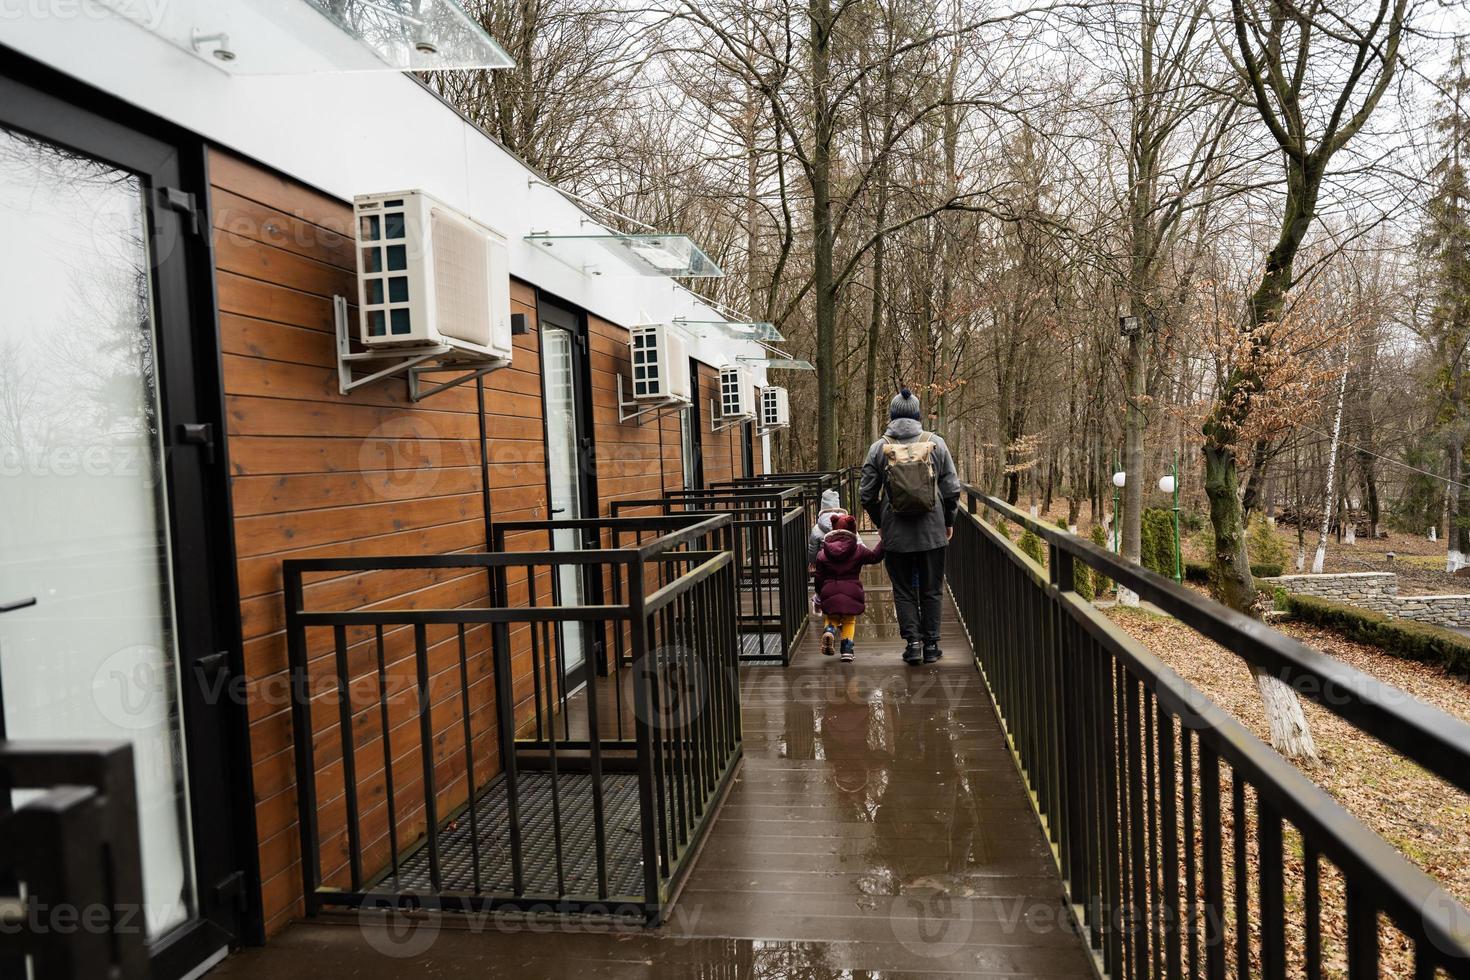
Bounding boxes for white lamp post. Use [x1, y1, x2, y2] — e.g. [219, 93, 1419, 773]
[1111, 464, 1125, 551]
[1159, 452, 1181, 582]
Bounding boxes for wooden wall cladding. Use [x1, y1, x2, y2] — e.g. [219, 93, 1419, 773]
[212, 148, 521, 934]
[209, 148, 758, 935]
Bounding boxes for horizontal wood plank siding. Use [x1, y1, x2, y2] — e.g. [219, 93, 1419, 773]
[211, 149, 758, 937]
[211, 149, 518, 935]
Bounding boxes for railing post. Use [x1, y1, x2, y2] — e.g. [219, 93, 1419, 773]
[627, 554, 663, 921]
[1051, 541, 1074, 593]
[284, 563, 322, 917]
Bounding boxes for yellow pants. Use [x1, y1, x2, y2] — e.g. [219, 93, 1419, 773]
[823, 614, 857, 641]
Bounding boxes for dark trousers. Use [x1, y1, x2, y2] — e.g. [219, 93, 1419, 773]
[884, 547, 946, 646]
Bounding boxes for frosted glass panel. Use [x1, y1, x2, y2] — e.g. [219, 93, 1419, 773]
[540, 326, 585, 675]
[681, 407, 698, 489]
[0, 126, 196, 938]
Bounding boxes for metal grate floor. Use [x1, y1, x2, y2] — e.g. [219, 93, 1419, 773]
[388, 771, 646, 899]
[739, 631, 787, 660]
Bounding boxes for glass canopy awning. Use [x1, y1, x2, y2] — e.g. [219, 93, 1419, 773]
[738, 357, 815, 371]
[674, 320, 785, 342]
[525, 233, 723, 278]
[97, 0, 515, 74]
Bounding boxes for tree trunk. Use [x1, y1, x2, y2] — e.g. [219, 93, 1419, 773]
[1450, 361, 1467, 571]
[1312, 342, 1350, 573]
[861, 123, 887, 447]
[1293, 441, 1307, 571]
[1455, 434, 1470, 569]
[1120, 327, 1145, 606]
[1251, 664, 1320, 764]
[1201, 155, 1322, 763]
[1211, 435, 1320, 761]
[1364, 466, 1380, 538]
[1204, 443, 1255, 612]
[863, 233, 883, 446]
[1120, 5, 1156, 605]
[809, 0, 837, 470]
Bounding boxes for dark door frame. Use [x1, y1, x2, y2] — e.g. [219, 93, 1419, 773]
[0, 51, 261, 976]
[742, 420, 756, 478]
[682, 360, 705, 489]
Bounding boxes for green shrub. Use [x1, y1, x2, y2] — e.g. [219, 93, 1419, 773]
[1018, 528, 1045, 565]
[1188, 517, 1287, 588]
[1141, 507, 1178, 577]
[1184, 557, 1281, 590]
[1089, 524, 1112, 596]
[1075, 567, 1096, 600]
[1387, 440, 1444, 534]
[1282, 594, 1470, 675]
[1179, 509, 1207, 534]
[1247, 513, 1290, 574]
[1054, 518, 1095, 600]
[995, 516, 1012, 540]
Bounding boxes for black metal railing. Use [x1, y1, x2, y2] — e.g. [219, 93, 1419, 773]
[711, 469, 857, 525]
[948, 487, 1470, 979]
[610, 490, 809, 665]
[0, 741, 148, 980]
[284, 515, 742, 924]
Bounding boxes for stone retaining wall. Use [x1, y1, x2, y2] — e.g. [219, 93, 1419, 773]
[1263, 572, 1398, 614]
[1263, 571, 1470, 630]
[1394, 595, 1470, 629]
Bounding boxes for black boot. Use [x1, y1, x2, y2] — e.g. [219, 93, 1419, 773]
[923, 644, 942, 664]
[902, 641, 923, 665]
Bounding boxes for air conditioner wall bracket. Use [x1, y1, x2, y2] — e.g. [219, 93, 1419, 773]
[616, 373, 691, 425]
[335, 295, 509, 401]
[710, 397, 753, 432]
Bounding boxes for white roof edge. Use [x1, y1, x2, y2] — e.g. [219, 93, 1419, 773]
[0, 7, 767, 382]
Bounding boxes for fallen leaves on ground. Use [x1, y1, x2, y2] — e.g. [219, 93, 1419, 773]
[1106, 604, 1470, 978]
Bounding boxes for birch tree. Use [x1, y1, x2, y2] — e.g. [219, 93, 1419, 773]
[1312, 339, 1351, 572]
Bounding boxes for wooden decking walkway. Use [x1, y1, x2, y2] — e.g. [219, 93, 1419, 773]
[212, 580, 1095, 978]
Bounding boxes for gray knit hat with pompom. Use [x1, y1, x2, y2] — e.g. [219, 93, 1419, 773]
[889, 388, 921, 421]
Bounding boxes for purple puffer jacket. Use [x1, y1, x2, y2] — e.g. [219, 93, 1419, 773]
[814, 530, 885, 616]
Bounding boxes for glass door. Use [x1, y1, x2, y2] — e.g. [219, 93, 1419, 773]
[538, 300, 594, 685]
[0, 71, 248, 978]
[0, 122, 199, 938]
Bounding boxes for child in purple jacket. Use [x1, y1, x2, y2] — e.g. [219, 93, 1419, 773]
[813, 514, 884, 662]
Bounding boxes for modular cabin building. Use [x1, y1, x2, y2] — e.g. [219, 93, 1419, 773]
[0, 9, 775, 977]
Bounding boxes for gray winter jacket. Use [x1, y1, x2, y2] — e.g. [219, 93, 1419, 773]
[859, 418, 962, 552]
[807, 488, 846, 563]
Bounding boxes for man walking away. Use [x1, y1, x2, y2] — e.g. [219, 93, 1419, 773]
[860, 389, 962, 665]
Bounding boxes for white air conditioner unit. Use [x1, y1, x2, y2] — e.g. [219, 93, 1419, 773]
[719, 365, 755, 419]
[353, 190, 513, 361]
[629, 323, 692, 402]
[761, 385, 790, 429]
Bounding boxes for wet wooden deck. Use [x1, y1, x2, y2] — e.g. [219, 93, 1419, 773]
[211, 578, 1096, 978]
